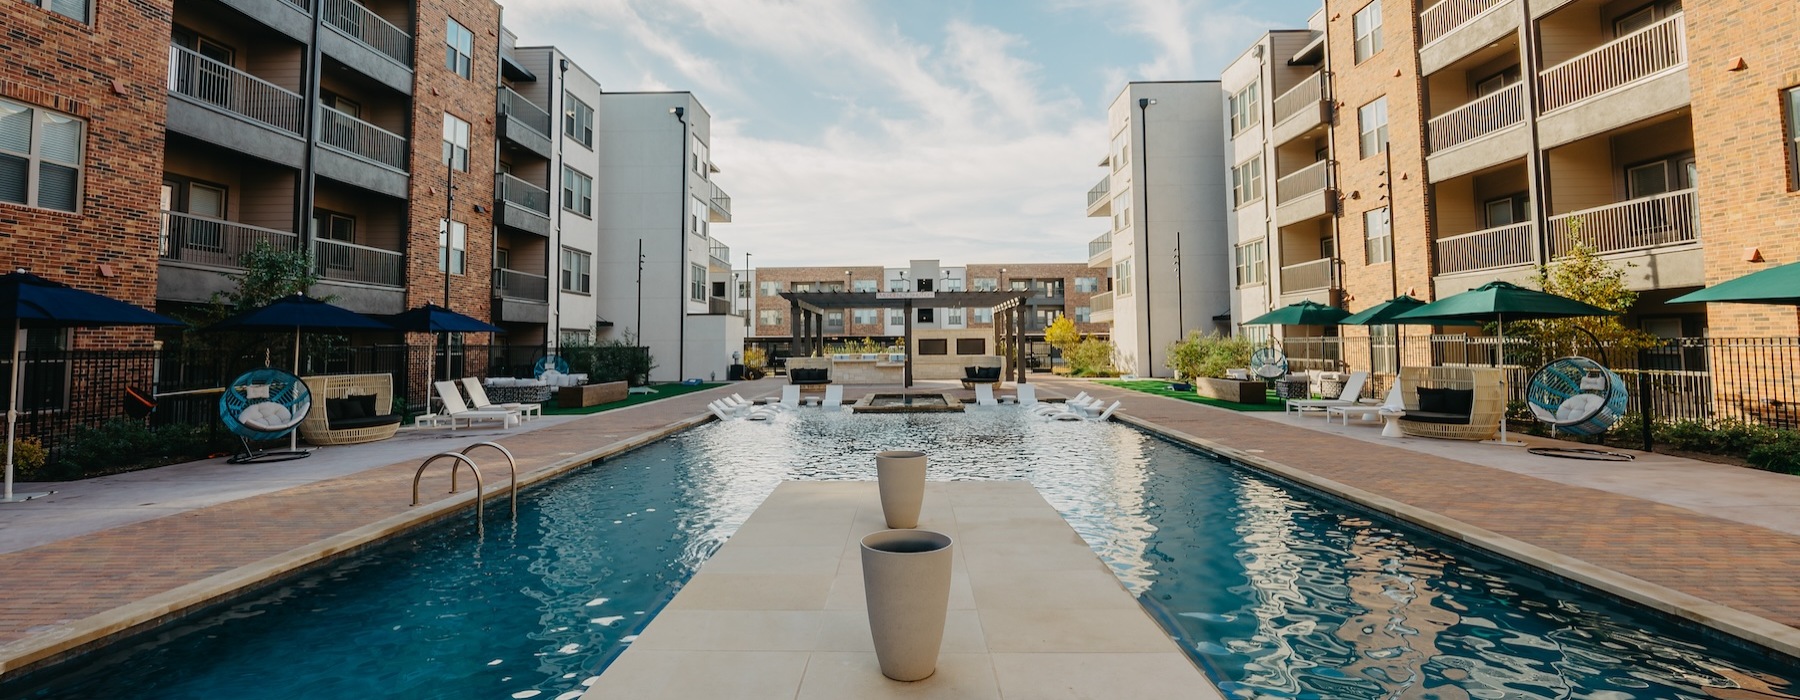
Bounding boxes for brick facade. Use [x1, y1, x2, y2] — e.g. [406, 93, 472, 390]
[964, 262, 1110, 335]
[749, 266, 886, 337]
[0, 0, 172, 349]
[1687, 0, 1800, 337]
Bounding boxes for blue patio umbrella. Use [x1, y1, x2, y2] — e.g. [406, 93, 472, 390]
[382, 304, 503, 414]
[206, 295, 392, 453]
[1, 271, 185, 502]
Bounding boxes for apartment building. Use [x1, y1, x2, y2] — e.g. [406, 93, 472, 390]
[591, 92, 740, 382]
[747, 261, 1109, 360]
[1084, 82, 1231, 377]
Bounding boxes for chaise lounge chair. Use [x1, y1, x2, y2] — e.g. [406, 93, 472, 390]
[1284, 371, 1370, 417]
[433, 381, 520, 430]
[462, 378, 542, 420]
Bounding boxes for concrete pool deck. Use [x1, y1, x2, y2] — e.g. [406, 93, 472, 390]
[582, 481, 1218, 700]
[5, 376, 1800, 683]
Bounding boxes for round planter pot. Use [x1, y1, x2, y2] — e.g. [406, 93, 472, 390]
[860, 529, 954, 682]
[875, 450, 927, 528]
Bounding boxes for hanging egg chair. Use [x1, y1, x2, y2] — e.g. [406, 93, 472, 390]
[1250, 347, 1290, 380]
[219, 368, 313, 463]
[1525, 356, 1629, 438]
[533, 354, 570, 378]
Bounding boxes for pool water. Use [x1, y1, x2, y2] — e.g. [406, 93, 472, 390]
[4, 410, 1795, 699]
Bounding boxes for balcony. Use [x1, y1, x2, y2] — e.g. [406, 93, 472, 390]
[1435, 222, 1534, 275]
[497, 87, 553, 159]
[1086, 174, 1111, 217]
[1274, 160, 1334, 227]
[1419, 0, 1520, 75]
[1547, 189, 1696, 258]
[495, 173, 551, 237]
[1089, 290, 1113, 324]
[318, 0, 413, 93]
[492, 268, 548, 324]
[315, 105, 409, 198]
[166, 44, 306, 166]
[1536, 14, 1688, 146]
[1279, 258, 1335, 295]
[709, 297, 735, 315]
[313, 238, 404, 287]
[1088, 232, 1111, 268]
[159, 211, 298, 269]
[709, 242, 731, 268]
[1270, 72, 1328, 145]
[1425, 83, 1529, 181]
[709, 183, 732, 223]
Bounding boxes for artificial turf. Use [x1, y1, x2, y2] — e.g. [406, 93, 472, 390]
[1097, 380, 1288, 412]
[539, 382, 725, 416]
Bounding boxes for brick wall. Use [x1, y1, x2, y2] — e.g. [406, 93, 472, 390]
[1687, 0, 1800, 337]
[749, 266, 885, 338]
[964, 262, 1110, 335]
[0, 0, 172, 349]
[406, 0, 501, 338]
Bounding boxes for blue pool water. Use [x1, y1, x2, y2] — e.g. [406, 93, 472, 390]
[4, 410, 1796, 699]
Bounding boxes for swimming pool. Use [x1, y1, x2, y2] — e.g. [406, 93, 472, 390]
[3, 410, 1795, 699]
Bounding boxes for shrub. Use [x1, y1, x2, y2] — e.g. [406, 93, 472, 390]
[1065, 338, 1117, 376]
[7, 437, 47, 480]
[1749, 433, 1800, 474]
[743, 347, 768, 380]
[55, 420, 211, 478]
[1168, 331, 1255, 380]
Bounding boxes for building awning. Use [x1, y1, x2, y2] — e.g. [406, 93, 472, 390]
[501, 55, 537, 82]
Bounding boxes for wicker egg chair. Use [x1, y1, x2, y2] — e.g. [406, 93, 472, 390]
[219, 368, 313, 463]
[1526, 357, 1629, 438]
[1396, 366, 1506, 441]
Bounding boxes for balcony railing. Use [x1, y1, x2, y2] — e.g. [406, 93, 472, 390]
[1276, 160, 1331, 204]
[709, 242, 731, 265]
[1538, 13, 1686, 113]
[709, 297, 734, 315]
[1280, 258, 1335, 294]
[496, 173, 550, 216]
[1089, 291, 1113, 314]
[498, 87, 552, 138]
[1435, 222, 1533, 274]
[492, 268, 548, 302]
[314, 238, 404, 287]
[1089, 233, 1111, 259]
[1548, 189, 1696, 258]
[319, 105, 408, 170]
[1271, 71, 1325, 125]
[1421, 0, 1507, 46]
[710, 183, 732, 219]
[159, 211, 298, 269]
[321, 0, 412, 65]
[1428, 82, 1525, 152]
[1087, 175, 1111, 208]
[167, 44, 304, 135]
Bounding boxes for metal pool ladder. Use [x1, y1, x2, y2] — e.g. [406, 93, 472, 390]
[410, 441, 520, 522]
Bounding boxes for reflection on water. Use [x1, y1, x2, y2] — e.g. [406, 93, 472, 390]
[3, 410, 1794, 700]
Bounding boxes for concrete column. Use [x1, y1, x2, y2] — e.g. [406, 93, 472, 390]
[790, 300, 803, 358]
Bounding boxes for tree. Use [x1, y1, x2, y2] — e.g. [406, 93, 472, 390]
[1513, 223, 1661, 365]
[173, 241, 326, 362]
[1044, 316, 1080, 355]
[1065, 338, 1117, 376]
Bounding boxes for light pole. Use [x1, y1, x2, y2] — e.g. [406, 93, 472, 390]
[1137, 96, 1157, 374]
[670, 106, 689, 381]
[1173, 233, 1183, 337]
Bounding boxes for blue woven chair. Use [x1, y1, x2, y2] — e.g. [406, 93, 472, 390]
[219, 368, 314, 463]
[533, 355, 570, 378]
[1526, 357, 1629, 438]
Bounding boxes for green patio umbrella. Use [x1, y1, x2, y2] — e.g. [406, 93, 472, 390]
[1241, 300, 1352, 327]
[1668, 261, 1800, 305]
[1394, 281, 1617, 445]
[1341, 295, 1431, 375]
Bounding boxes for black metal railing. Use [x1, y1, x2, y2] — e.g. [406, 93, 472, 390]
[320, 0, 413, 65]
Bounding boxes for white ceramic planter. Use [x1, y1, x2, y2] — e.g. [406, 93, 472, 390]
[875, 450, 927, 528]
[860, 529, 954, 682]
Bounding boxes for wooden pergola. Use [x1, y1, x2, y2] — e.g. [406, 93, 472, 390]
[778, 290, 1035, 387]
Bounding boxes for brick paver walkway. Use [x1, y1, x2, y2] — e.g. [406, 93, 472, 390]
[1047, 377, 1800, 632]
[0, 380, 774, 672]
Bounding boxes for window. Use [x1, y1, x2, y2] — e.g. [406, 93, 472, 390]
[1353, 0, 1383, 63]
[919, 339, 948, 355]
[825, 311, 843, 328]
[711, 281, 726, 298]
[946, 308, 964, 325]
[1364, 208, 1392, 264]
[956, 338, 986, 355]
[561, 166, 592, 216]
[1612, 1, 1679, 37]
[1074, 276, 1099, 293]
[560, 248, 591, 293]
[311, 209, 356, 271]
[692, 136, 709, 178]
[442, 113, 470, 171]
[1008, 279, 1029, 292]
[1484, 194, 1530, 227]
[851, 279, 877, 293]
[1229, 82, 1261, 135]
[973, 307, 993, 324]
[1787, 88, 1800, 190]
[1115, 260, 1134, 296]
[1111, 192, 1132, 231]
[690, 263, 707, 302]
[564, 93, 593, 147]
[890, 310, 905, 325]
[760, 280, 781, 296]
[917, 308, 934, 323]
[0, 99, 83, 212]
[973, 277, 998, 292]
[1473, 67, 1522, 97]
[1074, 306, 1092, 323]
[20, 0, 87, 23]
[759, 309, 782, 326]
[793, 282, 814, 293]
[438, 219, 466, 274]
[559, 329, 592, 347]
[941, 277, 965, 292]
[1231, 157, 1264, 208]
[445, 19, 473, 78]
[691, 196, 708, 237]
[1235, 240, 1267, 286]
[1111, 130, 1130, 171]
[1626, 153, 1696, 199]
[853, 309, 879, 325]
[1358, 97, 1388, 158]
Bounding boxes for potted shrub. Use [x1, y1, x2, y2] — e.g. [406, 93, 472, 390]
[1168, 332, 1265, 404]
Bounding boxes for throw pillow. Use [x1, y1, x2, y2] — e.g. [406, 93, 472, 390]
[964, 367, 979, 379]
[326, 397, 350, 422]
[1443, 389, 1475, 416]
[352, 394, 378, 418]
[1416, 387, 1450, 414]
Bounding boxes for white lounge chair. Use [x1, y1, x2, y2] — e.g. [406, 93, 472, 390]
[1003, 384, 1038, 407]
[779, 385, 802, 409]
[1327, 383, 1403, 425]
[433, 381, 519, 430]
[462, 378, 541, 420]
[707, 401, 737, 421]
[1285, 371, 1370, 417]
[1087, 401, 1122, 422]
[973, 384, 998, 406]
[822, 385, 844, 408]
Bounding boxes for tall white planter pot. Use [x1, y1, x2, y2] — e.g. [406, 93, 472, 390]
[875, 450, 927, 528]
[860, 529, 954, 681]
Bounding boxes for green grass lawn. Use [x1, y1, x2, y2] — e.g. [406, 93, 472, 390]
[540, 382, 726, 416]
[1097, 380, 1288, 412]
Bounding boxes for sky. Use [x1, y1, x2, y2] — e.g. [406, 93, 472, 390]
[498, 0, 1322, 268]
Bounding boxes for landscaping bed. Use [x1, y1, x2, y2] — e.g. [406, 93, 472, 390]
[1099, 380, 1286, 412]
[541, 382, 724, 416]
